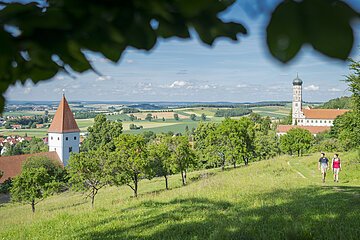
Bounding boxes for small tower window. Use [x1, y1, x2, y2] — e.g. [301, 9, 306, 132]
[69, 147, 72, 153]
[51, 136, 53, 140]
[74, 136, 77, 140]
[66, 137, 68, 141]
[58, 137, 60, 140]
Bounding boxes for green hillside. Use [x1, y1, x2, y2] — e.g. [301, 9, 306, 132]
[1, 152, 359, 239]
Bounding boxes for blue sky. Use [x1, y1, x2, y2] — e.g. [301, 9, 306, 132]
[5, 0, 360, 103]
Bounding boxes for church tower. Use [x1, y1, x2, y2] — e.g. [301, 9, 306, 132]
[292, 74, 303, 125]
[48, 94, 80, 166]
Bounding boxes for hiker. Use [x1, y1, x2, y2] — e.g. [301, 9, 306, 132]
[318, 152, 329, 183]
[332, 153, 342, 182]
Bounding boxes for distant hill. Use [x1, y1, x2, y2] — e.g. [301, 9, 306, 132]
[128, 103, 164, 110]
[318, 96, 352, 109]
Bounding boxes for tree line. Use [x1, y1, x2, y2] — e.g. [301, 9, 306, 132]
[214, 108, 252, 117]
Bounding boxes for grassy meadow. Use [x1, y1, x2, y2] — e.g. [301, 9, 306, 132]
[1, 151, 359, 239]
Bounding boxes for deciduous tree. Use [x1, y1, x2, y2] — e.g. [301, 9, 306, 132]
[67, 151, 109, 207]
[168, 136, 196, 186]
[110, 135, 148, 197]
[82, 114, 122, 152]
[147, 139, 172, 190]
[280, 128, 313, 156]
[11, 156, 64, 212]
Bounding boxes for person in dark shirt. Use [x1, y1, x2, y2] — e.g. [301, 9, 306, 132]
[318, 152, 329, 183]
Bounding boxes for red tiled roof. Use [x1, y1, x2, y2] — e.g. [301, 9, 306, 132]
[0, 152, 61, 183]
[276, 125, 330, 134]
[302, 109, 348, 119]
[48, 95, 80, 133]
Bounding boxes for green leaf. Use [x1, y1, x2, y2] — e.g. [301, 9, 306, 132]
[157, 19, 190, 39]
[266, 0, 304, 63]
[303, 0, 355, 60]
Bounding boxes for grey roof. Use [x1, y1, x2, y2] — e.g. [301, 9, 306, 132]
[293, 74, 303, 85]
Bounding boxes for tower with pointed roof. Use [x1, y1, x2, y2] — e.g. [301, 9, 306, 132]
[48, 94, 80, 165]
[292, 74, 304, 125]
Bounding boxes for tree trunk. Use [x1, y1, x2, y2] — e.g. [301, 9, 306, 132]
[164, 175, 169, 190]
[243, 156, 248, 166]
[233, 161, 236, 168]
[184, 170, 186, 185]
[134, 173, 138, 197]
[298, 150, 300, 157]
[31, 200, 35, 213]
[181, 171, 186, 186]
[91, 195, 95, 208]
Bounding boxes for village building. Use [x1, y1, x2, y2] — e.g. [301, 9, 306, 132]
[0, 94, 80, 183]
[277, 75, 348, 136]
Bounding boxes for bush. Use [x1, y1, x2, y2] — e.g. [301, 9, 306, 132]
[311, 138, 344, 153]
[0, 178, 12, 194]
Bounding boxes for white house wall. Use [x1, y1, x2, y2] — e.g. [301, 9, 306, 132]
[297, 119, 334, 127]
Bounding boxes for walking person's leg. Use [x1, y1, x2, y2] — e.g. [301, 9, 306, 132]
[334, 168, 340, 182]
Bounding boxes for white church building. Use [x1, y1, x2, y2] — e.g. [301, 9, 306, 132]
[277, 75, 348, 136]
[0, 94, 80, 182]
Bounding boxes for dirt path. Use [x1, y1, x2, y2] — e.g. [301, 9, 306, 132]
[287, 161, 307, 179]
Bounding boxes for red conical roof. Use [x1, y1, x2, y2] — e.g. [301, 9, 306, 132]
[48, 95, 80, 133]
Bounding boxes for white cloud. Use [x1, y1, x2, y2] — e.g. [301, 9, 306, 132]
[199, 84, 210, 89]
[167, 80, 192, 89]
[328, 87, 342, 92]
[137, 82, 152, 91]
[126, 59, 134, 64]
[236, 84, 247, 88]
[304, 85, 320, 91]
[96, 75, 112, 81]
[24, 87, 31, 94]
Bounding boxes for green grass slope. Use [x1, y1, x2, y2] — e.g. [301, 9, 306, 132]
[1, 152, 359, 240]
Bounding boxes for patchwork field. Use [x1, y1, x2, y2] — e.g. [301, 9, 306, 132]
[0, 105, 292, 137]
[179, 107, 219, 117]
[251, 105, 291, 118]
[0, 152, 359, 239]
[128, 112, 189, 120]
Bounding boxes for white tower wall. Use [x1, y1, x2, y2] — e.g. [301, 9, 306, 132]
[292, 84, 303, 125]
[48, 132, 80, 166]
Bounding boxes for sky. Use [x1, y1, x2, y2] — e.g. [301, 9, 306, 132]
[5, 0, 360, 103]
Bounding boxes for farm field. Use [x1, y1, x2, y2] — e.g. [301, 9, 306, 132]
[1, 151, 359, 239]
[124, 121, 200, 134]
[0, 105, 292, 137]
[2, 110, 56, 117]
[250, 105, 291, 118]
[0, 119, 94, 138]
[0, 128, 48, 138]
[76, 119, 94, 131]
[127, 112, 189, 120]
[177, 107, 219, 117]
